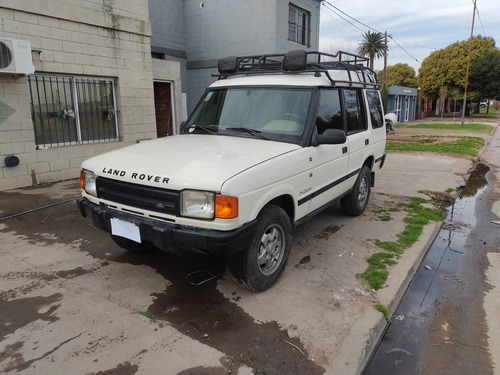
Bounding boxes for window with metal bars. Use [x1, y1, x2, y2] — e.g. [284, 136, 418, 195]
[288, 4, 311, 47]
[28, 75, 119, 148]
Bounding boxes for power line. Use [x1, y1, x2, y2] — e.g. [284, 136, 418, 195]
[473, 0, 487, 36]
[388, 36, 421, 63]
[321, 2, 365, 34]
[323, 1, 382, 34]
[387, 36, 437, 50]
[321, 1, 437, 64]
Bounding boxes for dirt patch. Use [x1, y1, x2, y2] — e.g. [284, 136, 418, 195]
[425, 191, 456, 209]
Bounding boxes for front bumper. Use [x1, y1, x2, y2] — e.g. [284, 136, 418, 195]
[76, 197, 256, 256]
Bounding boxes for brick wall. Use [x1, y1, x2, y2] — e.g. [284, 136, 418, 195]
[0, 0, 156, 191]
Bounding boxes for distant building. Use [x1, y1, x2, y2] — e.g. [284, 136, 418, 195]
[385, 86, 418, 122]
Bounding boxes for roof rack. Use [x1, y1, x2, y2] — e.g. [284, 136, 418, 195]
[215, 50, 379, 88]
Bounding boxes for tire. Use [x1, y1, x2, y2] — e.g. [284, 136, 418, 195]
[228, 205, 292, 292]
[111, 234, 155, 254]
[341, 165, 371, 216]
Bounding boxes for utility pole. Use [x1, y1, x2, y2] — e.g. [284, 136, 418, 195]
[383, 31, 388, 89]
[461, 0, 477, 125]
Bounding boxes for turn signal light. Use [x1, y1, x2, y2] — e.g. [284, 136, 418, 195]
[80, 170, 85, 189]
[215, 195, 238, 219]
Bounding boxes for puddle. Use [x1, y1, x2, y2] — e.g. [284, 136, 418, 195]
[145, 253, 325, 375]
[363, 162, 491, 375]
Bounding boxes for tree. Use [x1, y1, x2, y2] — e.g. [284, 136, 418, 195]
[377, 63, 418, 87]
[357, 31, 386, 70]
[418, 36, 496, 100]
[439, 85, 448, 118]
[469, 48, 500, 111]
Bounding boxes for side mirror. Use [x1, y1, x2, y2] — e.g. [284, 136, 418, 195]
[317, 129, 346, 145]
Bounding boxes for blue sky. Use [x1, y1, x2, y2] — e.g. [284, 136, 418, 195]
[319, 0, 500, 73]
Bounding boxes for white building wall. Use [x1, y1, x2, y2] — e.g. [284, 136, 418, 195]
[0, 0, 156, 191]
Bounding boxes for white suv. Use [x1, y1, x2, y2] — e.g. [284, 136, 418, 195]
[77, 50, 387, 291]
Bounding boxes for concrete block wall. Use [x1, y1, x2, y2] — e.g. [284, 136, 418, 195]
[184, 0, 279, 61]
[149, 0, 186, 54]
[0, 0, 156, 191]
[182, 0, 322, 111]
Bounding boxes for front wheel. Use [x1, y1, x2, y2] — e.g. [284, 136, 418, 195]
[341, 165, 371, 216]
[228, 205, 292, 292]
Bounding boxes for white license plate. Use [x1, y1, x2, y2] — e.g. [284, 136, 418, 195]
[110, 218, 141, 243]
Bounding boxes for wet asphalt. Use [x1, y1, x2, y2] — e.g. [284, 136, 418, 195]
[363, 161, 499, 374]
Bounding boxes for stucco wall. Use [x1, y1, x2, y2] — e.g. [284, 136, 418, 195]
[182, 0, 322, 111]
[0, 0, 156, 191]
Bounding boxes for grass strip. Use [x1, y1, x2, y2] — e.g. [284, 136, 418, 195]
[375, 304, 389, 320]
[395, 123, 493, 132]
[360, 197, 442, 290]
[386, 135, 484, 157]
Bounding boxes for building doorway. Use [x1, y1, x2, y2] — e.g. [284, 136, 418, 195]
[153, 81, 173, 137]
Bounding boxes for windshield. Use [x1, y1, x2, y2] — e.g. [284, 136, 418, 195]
[182, 87, 312, 143]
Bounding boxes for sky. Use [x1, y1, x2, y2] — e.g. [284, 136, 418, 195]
[318, 0, 500, 73]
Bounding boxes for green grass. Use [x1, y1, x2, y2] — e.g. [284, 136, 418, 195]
[137, 310, 154, 319]
[360, 197, 443, 290]
[375, 304, 390, 320]
[373, 208, 393, 221]
[396, 123, 493, 132]
[386, 135, 485, 157]
[478, 106, 500, 116]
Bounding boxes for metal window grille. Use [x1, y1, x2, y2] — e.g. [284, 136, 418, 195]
[28, 75, 119, 148]
[288, 4, 311, 47]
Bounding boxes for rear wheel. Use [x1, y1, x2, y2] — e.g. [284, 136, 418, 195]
[228, 205, 292, 292]
[111, 235, 155, 254]
[341, 165, 371, 216]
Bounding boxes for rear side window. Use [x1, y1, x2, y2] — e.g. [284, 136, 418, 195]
[366, 90, 384, 129]
[316, 89, 342, 134]
[344, 89, 365, 133]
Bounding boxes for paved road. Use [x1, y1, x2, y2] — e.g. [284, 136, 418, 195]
[364, 124, 500, 374]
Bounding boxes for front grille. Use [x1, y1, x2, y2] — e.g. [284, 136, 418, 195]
[96, 177, 179, 216]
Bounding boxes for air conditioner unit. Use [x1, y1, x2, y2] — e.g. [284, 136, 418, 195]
[0, 38, 35, 75]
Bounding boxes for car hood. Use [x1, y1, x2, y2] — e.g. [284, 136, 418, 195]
[82, 134, 301, 191]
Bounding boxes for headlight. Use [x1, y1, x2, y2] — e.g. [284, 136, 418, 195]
[180, 190, 215, 219]
[80, 169, 97, 196]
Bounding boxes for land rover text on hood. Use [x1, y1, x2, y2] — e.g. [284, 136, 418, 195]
[77, 50, 387, 292]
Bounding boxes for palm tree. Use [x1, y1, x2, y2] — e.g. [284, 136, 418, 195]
[357, 31, 386, 70]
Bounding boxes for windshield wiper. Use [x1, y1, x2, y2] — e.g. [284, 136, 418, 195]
[184, 124, 214, 134]
[225, 127, 268, 140]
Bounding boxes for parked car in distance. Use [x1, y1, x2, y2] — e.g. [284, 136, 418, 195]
[480, 100, 494, 107]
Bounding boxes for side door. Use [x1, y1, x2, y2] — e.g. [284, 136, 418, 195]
[343, 89, 369, 190]
[365, 89, 387, 161]
[308, 88, 349, 213]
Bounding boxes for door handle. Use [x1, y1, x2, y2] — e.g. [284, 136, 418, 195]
[365, 139, 369, 145]
[342, 146, 348, 154]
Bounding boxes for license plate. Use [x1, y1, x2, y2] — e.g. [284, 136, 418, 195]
[110, 217, 141, 243]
